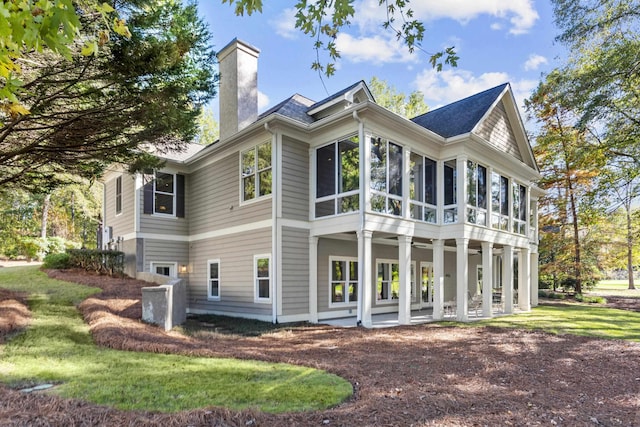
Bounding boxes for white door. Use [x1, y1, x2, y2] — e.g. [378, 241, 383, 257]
[420, 262, 434, 308]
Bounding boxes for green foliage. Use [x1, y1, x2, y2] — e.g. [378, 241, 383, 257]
[67, 249, 124, 276]
[538, 290, 566, 300]
[1, 0, 217, 192]
[42, 253, 71, 269]
[368, 77, 428, 118]
[575, 293, 607, 304]
[0, 266, 353, 413]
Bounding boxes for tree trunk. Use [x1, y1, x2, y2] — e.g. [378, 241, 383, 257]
[41, 194, 51, 239]
[626, 202, 636, 290]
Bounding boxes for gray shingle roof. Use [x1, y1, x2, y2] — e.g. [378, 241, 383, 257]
[257, 94, 316, 124]
[411, 83, 509, 138]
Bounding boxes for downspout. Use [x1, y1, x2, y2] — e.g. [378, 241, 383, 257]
[265, 122, 279, 324]
[353, 110, 365, 326]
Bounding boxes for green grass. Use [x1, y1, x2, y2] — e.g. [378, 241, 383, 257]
[0, 267, 352, 413]
[477, 303, 640, 341]
[589, 279, 640, 296]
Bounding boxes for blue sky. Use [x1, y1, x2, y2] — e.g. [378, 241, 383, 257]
[198, 1, 565, 124]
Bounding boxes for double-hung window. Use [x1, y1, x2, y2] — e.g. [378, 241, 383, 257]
[242, 142, 272, 202]
[254, 255, 271, 302]
[491, 172, 509, 230]
[208, 260, 220, 300]
[466, 160, 487, 226]
[512, 182, 527, 235]
[376, 260, 416, 302]
[154, 172, 175, 215]
[330, 257, 358, 305]
[370, 137, 403, 216]
[143, 171, 185, 217]
[315, 136, 359, 218]
[115, 176, 122, 215]
[409, 153, 437, 223]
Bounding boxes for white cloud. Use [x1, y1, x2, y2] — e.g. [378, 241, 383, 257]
[354, 0, 539, 35]
[413, 68, 537, 113]
[270, 8, 298, 39]
[523, 54, 548, 71]
[335, 33, 417, 64]
[258, 91, 270, 111]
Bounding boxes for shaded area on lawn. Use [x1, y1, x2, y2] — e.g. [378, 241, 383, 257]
[1, 268, 640, 426]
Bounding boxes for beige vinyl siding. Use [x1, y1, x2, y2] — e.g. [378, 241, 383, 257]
[188, 151, 272, 236]
[281, 136, 309, 221]
[187, 227, 272, 317]
[139, 174, 189, 236]
[475, 101, 523, 162]
[280, 226, 309, 316]
[104, 174, 135, 236]
[144, 239, 189, 274]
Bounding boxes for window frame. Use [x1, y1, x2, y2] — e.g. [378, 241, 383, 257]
[241, 141, 272, 204]
[115, 175, 123, 216]
[491, 172, 510, 231]
[150, 262, 177, 278]
[370, 136, 403, 217]
[254, 254, 272, 303]
[314, 135, 360, 218]
[153, 171, 176, 216]
[443, 159, 458, 224]
[466, 160, 488, 226]
[512, 181, 527, 235]
[409, 152, 437, 224]
[328, 256, 358, 307]
[375, 259, 416, 304]
[207, 259, 221, 301]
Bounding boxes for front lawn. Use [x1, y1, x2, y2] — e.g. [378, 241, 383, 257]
[0, 267, 352, 413]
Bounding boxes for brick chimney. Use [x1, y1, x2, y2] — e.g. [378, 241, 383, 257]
[217, 39, 260, 141]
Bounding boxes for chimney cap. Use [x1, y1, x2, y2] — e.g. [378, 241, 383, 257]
[217, 38, 260, 61]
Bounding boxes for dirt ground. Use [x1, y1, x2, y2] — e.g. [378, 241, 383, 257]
[1, 269, 640, 426]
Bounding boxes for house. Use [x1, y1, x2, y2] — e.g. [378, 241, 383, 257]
[101, 38, 542, 327]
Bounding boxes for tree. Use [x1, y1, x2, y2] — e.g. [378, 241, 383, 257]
[222, 0, 458, 77]
[526, 74, 606, 294]
[368, 77, 428, 118]
[196, 107, 220, 145]
[0, 0, 217, 192]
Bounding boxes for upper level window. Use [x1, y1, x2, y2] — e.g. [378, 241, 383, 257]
[115, 176, 122, 215]
[242, 142, 272, 202]
[143, 171, 185, 217]
[466, 160, 487, 226]
[371, 137, 402, 216]
[513, 182, 527, 235]
[491, 173, 509, 230]
[443, 159, 457, 223]
[409, 153, 437, 223]
[315, 136, 359, 218]
[154, 172, 175, 215]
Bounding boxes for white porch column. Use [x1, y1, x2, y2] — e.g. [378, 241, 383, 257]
[308, 236, 319, 323]
[456, 238, 469, 321]
[432, 239, 445, 320]
[398, 235, 412, 325]
[481, 241, 493, 317]
[530, 251, 539, 307]
[503, 245, 514, 314]
[358, 230, 373, 327]
[518, 247, 531, 311]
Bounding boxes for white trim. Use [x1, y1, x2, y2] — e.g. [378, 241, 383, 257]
[374, 258, 416, 305]
[328, 256, 359, 308]
[253, 254, 272, 304]
[206, 259, 221, 301]
[119, 219, 273, 243]
[150, 261, 178, 278]
[152, 171, 177, 217]
[239, 141, 273, 206]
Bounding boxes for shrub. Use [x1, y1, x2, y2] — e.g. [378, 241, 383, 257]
[575, 293, 607, 304]
[42, 252, 71, 269]
[20, 237, 49, 261]
[67, 249, 125, 276]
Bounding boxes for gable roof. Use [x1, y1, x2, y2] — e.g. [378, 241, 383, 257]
[411, 84, 509, 138]
[257, 94, 316, 124]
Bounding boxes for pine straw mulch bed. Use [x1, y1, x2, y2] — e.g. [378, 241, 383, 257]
[1, 270, 640, 426]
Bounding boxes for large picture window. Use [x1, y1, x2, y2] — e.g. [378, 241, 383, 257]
[329, 257, 358, 305]
[370, 137, 403, 216]
[254, 255, 271, 302]
[242, 142, 272, 202]
[466, 160, 487, 226]
[409, 153, 437, 223]
[512, 182, 527, 235]
[315, 136, 359, 217]
[491, 172, 509, 230]
[443, 159, 457, 223]
[208, 260, 220, 300]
